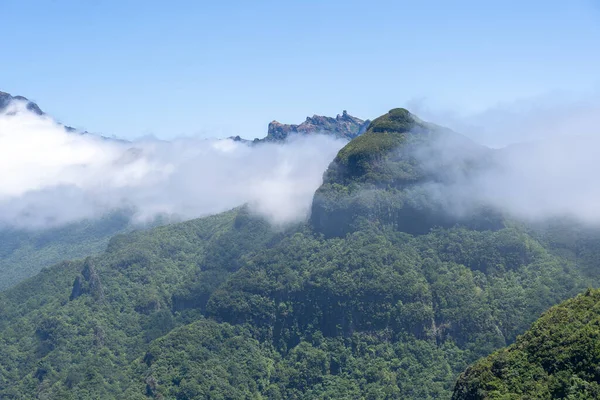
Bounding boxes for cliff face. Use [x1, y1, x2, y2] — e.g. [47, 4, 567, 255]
[265, 110, 370, 142]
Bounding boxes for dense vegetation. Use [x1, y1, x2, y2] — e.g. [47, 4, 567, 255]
[1, 108, 599, 399]
[0, 212, 132, 291]
[310, 108, 498, 237]
[452, 288, 600, 399]
[2, 207, 596, 399]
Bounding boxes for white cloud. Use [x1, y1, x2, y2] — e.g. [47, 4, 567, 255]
[0, 101, 345, 229]
[408, 93, 600, 224]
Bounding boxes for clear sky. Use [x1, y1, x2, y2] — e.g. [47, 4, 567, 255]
[2, 0, 599, 140]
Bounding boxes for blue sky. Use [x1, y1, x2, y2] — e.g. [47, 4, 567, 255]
[1, 0, 599, 140]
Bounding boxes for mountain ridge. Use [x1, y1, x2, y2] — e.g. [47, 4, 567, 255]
[265, 109, 370, 141]
[0, 91, 44, 116]
[2, 89, 366, 144]
[452, 288, 600, 399]
[0, 91, 364, 292]
[1, 106, 599, 398]
[230, 109, 370, 143]
[310, 107, 500, 237]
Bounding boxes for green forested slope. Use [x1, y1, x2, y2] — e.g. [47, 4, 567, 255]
[310, 108, 498, 238]
[0, 212, 132, 291]
[1, 109, 599, 399]
[0, 207, 278, 399]
[452, 288, 600, 399]
[2, 214, 593, 399]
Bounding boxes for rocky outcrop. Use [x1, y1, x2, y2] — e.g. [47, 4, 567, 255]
[3, 89, 367, 146]
[228, 135, 253, 144]
[0, 91, 43, 115]
[309, 108, 499, 237]
[264, 110, 370, 142]
[69, 257, 105, 302]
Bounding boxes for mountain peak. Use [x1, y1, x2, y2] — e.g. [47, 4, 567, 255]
[319, 108, 430, 186]
[366, 108, 416, 134]
[310, 108, 496, 237]
[0, 91, 43, 115]
[264, 111, 370, 142]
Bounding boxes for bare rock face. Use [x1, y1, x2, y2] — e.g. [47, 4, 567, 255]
[265, 110, 370, 142]
[69, 276, 84, 301]
[69, 257, 104, 302]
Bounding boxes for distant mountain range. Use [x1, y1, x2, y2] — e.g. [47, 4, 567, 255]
[2, 90, 367, 144]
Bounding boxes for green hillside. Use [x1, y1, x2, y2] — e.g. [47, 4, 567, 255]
[0, 212, 132, 291]
[310, 108, 499, 238]
[452, 288, 600, 399]
[1, 109, 599, 399]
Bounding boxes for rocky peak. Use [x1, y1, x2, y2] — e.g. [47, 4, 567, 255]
[0, 91, 43, 115]
[265, 111, 370, 142]
[337, 109, 362, 123]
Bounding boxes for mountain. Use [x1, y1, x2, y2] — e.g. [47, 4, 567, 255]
[230, 110, 369, 143]
[232, 110, 369, 143]
[0, 93, 140, 291]
[2, 89, 366, 144]
[1, 108, 599, 398]
[0, 93, 363, 292]
[0, 90, 127, 139]
[311, 108, 499, 237]
[0, 91, 160, 292]
[452, 288, 600, 399]
[0, 212, 132, 291]
[264, 110, 370, 142]
[0, 93, 365, 292]
[0, 91, 44, 116]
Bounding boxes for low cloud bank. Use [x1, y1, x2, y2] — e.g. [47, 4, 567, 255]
[6, 93, 600, 230]
[0, 101, 346, 229]
[409, 93, 600, 224]
[408, 91, 600, 148]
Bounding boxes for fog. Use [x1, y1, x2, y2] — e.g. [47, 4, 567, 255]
[4, 93, 600, 231]
[410, 93, 600, 224]
[408, 92, 600, 148]
[0, 100, 346, 229]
